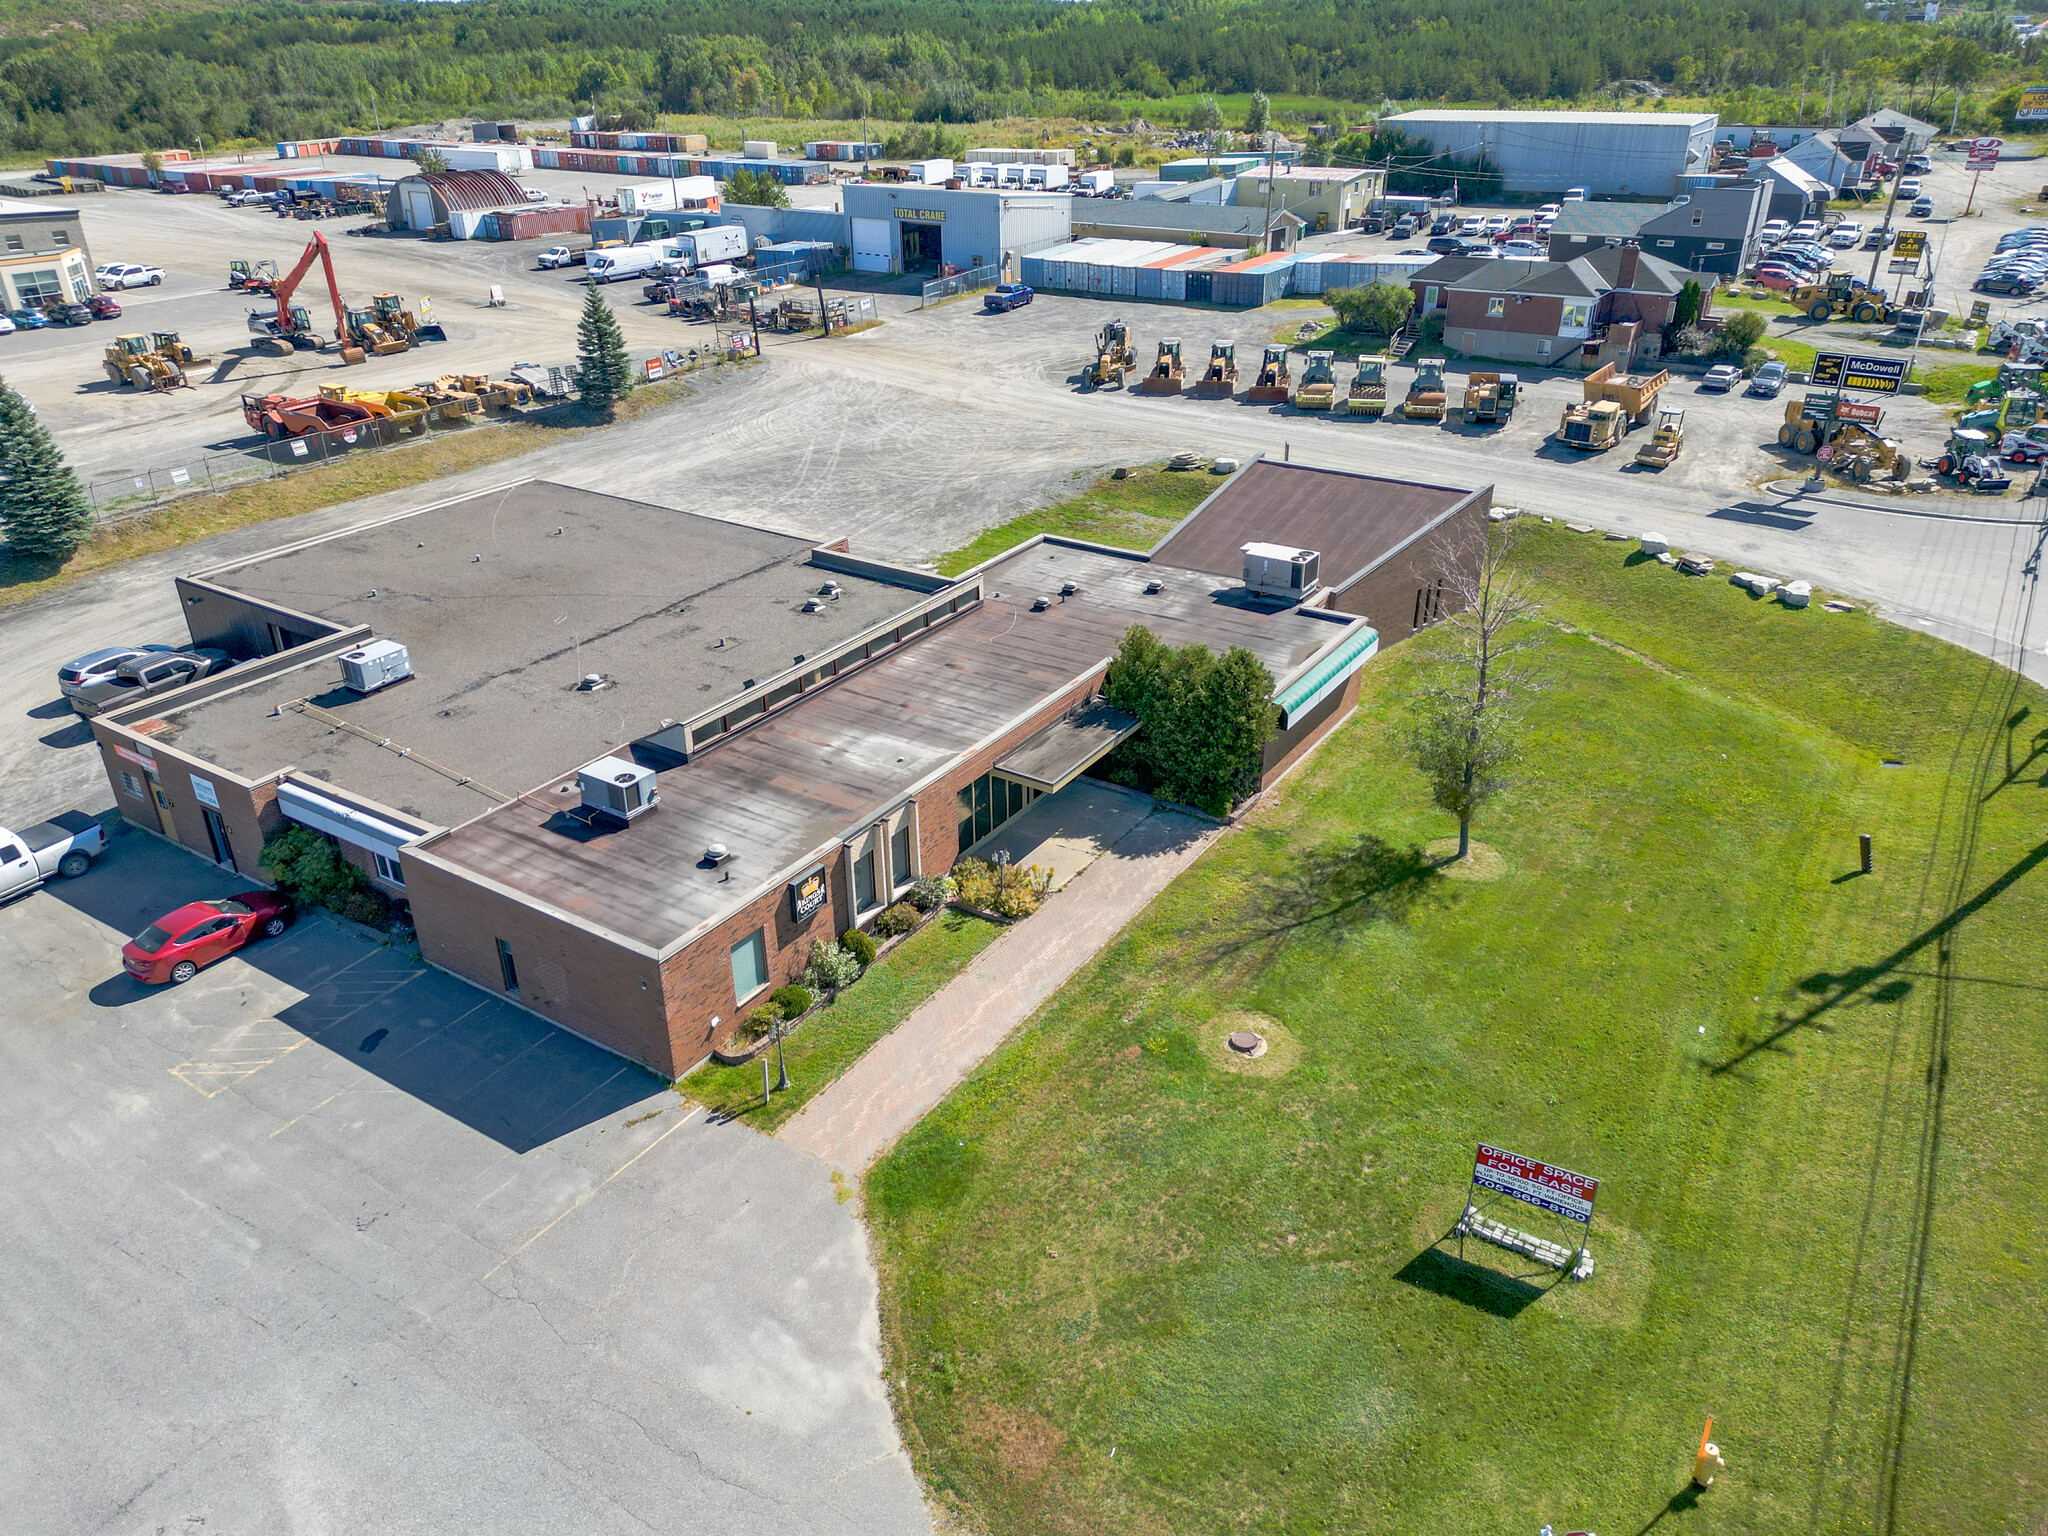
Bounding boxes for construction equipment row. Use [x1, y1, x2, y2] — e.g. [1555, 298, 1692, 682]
[102, 332, 209, 391]
[241, 232, 447, 365]
[241, 373, 531, 441]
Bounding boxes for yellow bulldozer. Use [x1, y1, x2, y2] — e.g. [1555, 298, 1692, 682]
[370, 292, 448, 344]
[1189, 341, 1237, 399]
[1138, 337, 1186, 396]
[343, 305, 409, 358]
[102, 333, 189, 391]
[1089, 319, 1136, 388]
[1246, 344, 1292, 404]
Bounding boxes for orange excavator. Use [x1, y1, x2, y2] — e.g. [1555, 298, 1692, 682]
[245, 230, 366, 364]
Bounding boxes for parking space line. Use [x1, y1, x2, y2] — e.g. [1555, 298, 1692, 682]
[482, 1107, 699, 1281]
[268, 1088, 347, 1138]
[167, 1015, 310, 1098]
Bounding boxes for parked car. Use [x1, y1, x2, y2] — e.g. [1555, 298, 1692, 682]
[10, 308, 48, 329]
[1535, 202, 1562, 218]
[1978, 274, 2040, 295]
[1828, 221, 1863, 248]
[1790, 220, 1823, 242]
[1759, 218, 1790, 242]
[1391, 216, 1418, 238]
[85, 293, 121, 319]
[1747, 361, 1788, 397]
[1863, 226, 1895, 250]
[1426, 234, 1468, 255]
[67, 647, 233, 716]
[95, 263, 165, 289]
[537, 245, 578, 269]
[0, 811, 106, 901]
[1896, 177, 1922, 199]
[121, 891, 295, 985]
[1498, 239, 1545, 260]
[983, 281, 1034, 313]
[57, 644, 180, 706]
[1429, 214, 1455, 235]
[1911, 196, 1936, 218]
[1903, 155, 1932, 175]
[45, 302, 94, 326]
[1458, 217, 1485, 237]
[0, 315, 14, 335]
[1702, 363, 1745, 390]
[523, 186, 548, 204]
[1752, 266, 1802, 292]
[157, 180, 192, 194]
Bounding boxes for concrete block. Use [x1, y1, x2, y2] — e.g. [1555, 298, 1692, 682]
[1779, 579, 1812, 608]
[1640, 534, 1669, 556]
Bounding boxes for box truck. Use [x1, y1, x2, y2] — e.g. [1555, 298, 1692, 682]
[1073, 168, 1115, 195]
[676, 224, 749, 266]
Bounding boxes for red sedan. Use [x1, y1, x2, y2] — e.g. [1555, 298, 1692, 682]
[121, 892, 294, 984]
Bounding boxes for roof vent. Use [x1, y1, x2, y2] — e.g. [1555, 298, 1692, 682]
[820, 581, 842, 598]
[802, 598, 826, 614]
[575, 672, 613, 691]
[338, 639, 412, 695]
[1031, 595, 1051, 612]
[1059, 581, 1079, 597]
[1241, 543, 1321, 603]
[575, 755, 658, 825]
[1144, 579, 1163, 595]
[702, 842, 734, 866]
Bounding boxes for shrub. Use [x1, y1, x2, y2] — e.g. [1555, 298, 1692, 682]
[952, 858, 997, 910]
[841, 927, 878, 968]
[875, 902, 920, 938]
[1419, 312, 1446, 345]
[259, 825, 392, 928]
[1326, 281, 1414, 336]
[1717, 309, 1768, 357]
[806, 940, 861, 992]
[1101, 625, 1279, 814]
[768, 983, 813, 1021]
[909, 873, 956, 912]
[741, 1007, 779, 1041]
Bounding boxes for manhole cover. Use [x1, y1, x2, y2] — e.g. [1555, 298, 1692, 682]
[1227, 1029, 1264, 1054]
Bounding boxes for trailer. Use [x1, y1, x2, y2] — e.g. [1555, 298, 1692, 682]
[1582, 361, 1669, 426]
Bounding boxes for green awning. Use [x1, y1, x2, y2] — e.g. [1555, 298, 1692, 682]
[1275, 623, 1379, 726]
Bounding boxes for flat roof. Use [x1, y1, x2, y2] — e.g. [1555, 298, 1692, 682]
[151, 483, 920, 828]
[1152, 461, 1481, 597]
[421, 539, 1364, 954]
[1388, 109, 1717, 127]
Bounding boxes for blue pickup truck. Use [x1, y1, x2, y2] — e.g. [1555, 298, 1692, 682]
[983, 282, 1034, 313]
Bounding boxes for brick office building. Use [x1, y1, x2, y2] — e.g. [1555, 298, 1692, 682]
[88, 466, 1487, 1078]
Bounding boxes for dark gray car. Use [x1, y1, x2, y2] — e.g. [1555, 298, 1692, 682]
[68, 648, 233, 716]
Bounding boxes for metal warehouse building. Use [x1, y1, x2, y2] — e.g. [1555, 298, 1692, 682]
[841, 184, 1070, 277]
[1383, 110, 1719, 198]
[85, 467, 1489, 1080]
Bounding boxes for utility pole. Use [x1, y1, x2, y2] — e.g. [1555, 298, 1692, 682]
[1261, 133, 1278, 254]
[1866, 174, 1906, 293]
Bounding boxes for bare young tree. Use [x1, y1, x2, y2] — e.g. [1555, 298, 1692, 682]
[1408, 517, 1545, 862]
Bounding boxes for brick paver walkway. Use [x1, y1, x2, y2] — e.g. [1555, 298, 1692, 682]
[778, 806, 1217, 1173]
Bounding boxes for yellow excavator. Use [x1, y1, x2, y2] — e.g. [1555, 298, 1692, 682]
[342, 304, 410, 357]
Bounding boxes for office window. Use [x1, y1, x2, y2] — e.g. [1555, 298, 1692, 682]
[4, 234, 19, 252]
[853, 846, 878, 910]
[730, 929, 769, 1001]
[13, 268, 61, 303]
[52, 229, 68, 245]
[119, 771, 146, 799]
[374, 852, 405, 886]
[1706, 242, 1726, 251]
[1656, 239, 1675, 248]
[891, 823, 913, 887]
[497, 939, 520, 996]
[956, 773, 1039, 852]
[1486, 296, 1505, 317]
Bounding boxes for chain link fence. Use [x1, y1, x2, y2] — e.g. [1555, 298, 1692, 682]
[920, 264, 1001, 307]
[79, 347, 725, 526]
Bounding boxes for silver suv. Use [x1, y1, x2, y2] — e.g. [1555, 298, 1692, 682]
[67, 648, 233, 716]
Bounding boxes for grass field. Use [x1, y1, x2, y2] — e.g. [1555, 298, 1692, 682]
[1917, 361, 2001, 404]
[935, 465, 1218, 576]
[681, 910, 1002, 1132]
[869, 524, 2048, 1536]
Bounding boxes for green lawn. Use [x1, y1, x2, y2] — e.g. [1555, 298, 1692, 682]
[935, 465, 1218, 576]
[1918, 361, 2000, 404]
[869, 525, 2048, 1536]
[680, 910, 1002, 1131]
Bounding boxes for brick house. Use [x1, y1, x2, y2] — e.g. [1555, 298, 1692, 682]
[1409, 246, 1698, 368]
[87, 467, 1489, 1080]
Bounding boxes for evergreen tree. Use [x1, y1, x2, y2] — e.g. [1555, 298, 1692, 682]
[0, 380, 93, 562]
[1245, 91, 1271, 136]
[575, 286, 633, 413]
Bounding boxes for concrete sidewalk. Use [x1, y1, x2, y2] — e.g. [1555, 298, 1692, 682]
[779, 803, 1217, 1173]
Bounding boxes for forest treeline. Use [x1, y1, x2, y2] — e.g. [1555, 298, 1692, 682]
[0, 0, 2006, 158]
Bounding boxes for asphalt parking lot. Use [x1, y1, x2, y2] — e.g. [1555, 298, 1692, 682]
[0, 825, 928, 1535]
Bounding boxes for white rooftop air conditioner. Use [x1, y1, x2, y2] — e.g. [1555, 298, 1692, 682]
[578, 754, 659, 824]
[338, 639, 413, 695]
[1241, 543, 1321, 603]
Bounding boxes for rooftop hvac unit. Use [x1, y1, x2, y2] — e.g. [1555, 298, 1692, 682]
[577, 754, 659, 824]
[1241, 543, 1321, 603]
[338, 639, 413, 695]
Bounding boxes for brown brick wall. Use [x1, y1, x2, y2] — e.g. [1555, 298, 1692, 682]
[1261, 666, 1362, 785]
[405, 853, 672, 1074]
[90, 725, 279, 877]
[918, 670, 1104, 874]
[1329, 492, 1490, 643]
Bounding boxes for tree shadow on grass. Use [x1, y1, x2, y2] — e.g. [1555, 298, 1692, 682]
[1393, 1244, 1551, 1319]
[1204, 834, 1441, 965]
[1630, 1482, 1704, 1536]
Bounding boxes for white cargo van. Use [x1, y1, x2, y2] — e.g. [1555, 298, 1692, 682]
[585, 243, 681, 284]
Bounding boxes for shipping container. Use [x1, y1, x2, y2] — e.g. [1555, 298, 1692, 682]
[741, 140, 778, 159]
[494, 204, 593, 241]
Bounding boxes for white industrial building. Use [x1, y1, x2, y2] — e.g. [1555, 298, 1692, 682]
[1382, 110, 1720, 198]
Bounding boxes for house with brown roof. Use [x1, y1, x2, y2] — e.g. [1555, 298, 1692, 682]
[1408, 246, 1696, 368]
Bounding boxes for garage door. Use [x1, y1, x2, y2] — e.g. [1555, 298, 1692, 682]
[405, 188, 435, 230]
[850, 217, 894, 274]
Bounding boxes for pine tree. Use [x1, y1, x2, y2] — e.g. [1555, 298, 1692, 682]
[0, 379, 93, 562]
[575, 285, 632, 414]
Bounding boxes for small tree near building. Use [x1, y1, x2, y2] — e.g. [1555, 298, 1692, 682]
[1716, 308, 1768, 362]
[1408, 519, 1544, 862]
[1245, 91, 1271, 137]
[1674, 277, 1704, 332]
[1102, 625, 1278, 814]
[411, 145, 449, 175]
[0, 379, 94, 562]
[1192, 97, 1223, 135]
[723, 168, 790, 208]
[575, 285, 633, 413]
[1327, 281, 1415, 336]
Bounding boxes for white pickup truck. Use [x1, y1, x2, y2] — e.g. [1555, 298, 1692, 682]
[0, 811, 107, 900]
